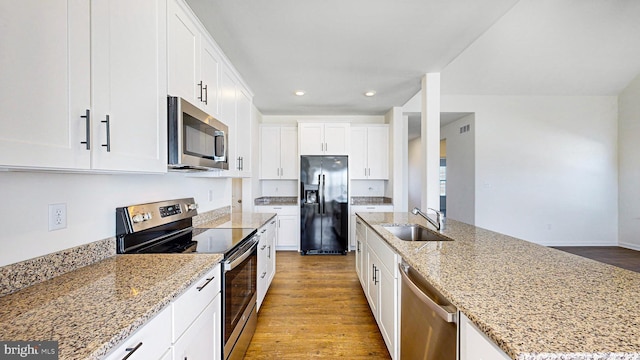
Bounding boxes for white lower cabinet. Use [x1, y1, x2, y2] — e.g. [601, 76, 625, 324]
[358, 219, 398, 359]
[459, 312, 510, 360]
[102, 264, 221, 360]
[173, 296, 221, 360]
[254, 206, 300, 250]
[350, 205, 393, 250]
[103, 306, 172, 360]
[257, 218, 277, 311]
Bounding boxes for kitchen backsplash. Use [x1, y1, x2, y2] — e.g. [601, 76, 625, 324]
[0, 206, 232, 297]
[0, 237, 115, 297]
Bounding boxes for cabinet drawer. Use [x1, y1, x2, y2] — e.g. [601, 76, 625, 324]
[172, 264, 221, 342]
[366, 229, 397, 277]
[255, 205, 298, 215]
[103, 306, 171, 360]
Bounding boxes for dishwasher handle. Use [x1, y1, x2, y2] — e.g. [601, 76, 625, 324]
[399, 263, 457, 323]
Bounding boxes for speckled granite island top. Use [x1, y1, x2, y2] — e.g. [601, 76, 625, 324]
[357, 212, 640, 360]
[0, 254, 222, 360]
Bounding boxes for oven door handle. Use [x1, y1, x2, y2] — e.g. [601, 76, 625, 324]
[225, 238, 258, 271]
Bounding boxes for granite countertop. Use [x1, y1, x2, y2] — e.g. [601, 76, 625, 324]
[197, 211, 277, 229]
[254, 196, 298, 206]
[357, 212, 640, 360]
[0, 254, 223, 360]
[350, 196, 393, 206]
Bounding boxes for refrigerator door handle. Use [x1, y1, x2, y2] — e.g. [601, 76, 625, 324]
[322, 174, 326, 214]
[318, 174, 323, 214]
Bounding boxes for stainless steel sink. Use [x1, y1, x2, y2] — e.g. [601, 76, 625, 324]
[382, 225, 452, 242]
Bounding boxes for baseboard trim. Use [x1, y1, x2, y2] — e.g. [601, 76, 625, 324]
[619, 242, 640, 251]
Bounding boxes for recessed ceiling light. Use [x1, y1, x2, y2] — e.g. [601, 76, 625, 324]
[294, 90, 305, 96]
[364, 91, 376, 97]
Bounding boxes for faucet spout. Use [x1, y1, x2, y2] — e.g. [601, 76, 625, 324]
[411, 207, 445, 231]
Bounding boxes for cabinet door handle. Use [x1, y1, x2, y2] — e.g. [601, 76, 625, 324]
[240, 156, 243, 170]
[122, 342, 143, 360]
[80, 109, 91, 150]
[102, 115, 111, 152]
[196, 276, 215, 291]
[197, 81, 204, 102]
[357, 241, 360, 253]
[203, 84, 208, 105]
[267, 245, 271, 258]
[373, 265, 379, 285]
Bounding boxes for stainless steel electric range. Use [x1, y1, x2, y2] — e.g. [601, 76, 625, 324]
[115, 198, 258, 360]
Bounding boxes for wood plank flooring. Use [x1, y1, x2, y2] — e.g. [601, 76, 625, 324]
[245, 252, 391, 359]
[552, 246, 640, 273]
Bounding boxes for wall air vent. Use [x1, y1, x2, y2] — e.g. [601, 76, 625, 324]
[459, 124, 471, 134]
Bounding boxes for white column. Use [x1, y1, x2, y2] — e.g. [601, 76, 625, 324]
[389, 107, 408, 212]
[421, 73, 441, 211]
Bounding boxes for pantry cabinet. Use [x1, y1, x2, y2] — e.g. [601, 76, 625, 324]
[0, 0, 166, 173]
[259, 126, 298, 179]
[168, 0, 220, 117]
[298, 123, 350, 155]
[350, 125, 389, 179]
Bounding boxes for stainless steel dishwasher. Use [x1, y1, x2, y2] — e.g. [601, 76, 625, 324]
[399, 262, 457, 360]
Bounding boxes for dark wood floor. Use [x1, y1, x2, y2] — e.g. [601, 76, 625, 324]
[245, 251, 390, 359]
[552, 246, 640, 273]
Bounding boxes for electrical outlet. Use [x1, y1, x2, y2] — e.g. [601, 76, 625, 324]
[48, 203, 67, 231]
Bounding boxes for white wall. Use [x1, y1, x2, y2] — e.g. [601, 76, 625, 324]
[441, 114, 475, 224]
[618, 73, 640, 250]
[261, 115, 385, 124]
[407, 137, 421, 211]
[441, 95, 618, 246]
[0, 171, 230, 266]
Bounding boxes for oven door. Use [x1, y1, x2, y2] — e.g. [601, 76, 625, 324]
[223, 237, 258, 360]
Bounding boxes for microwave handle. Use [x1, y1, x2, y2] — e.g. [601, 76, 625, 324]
[213, 130, 226, 161]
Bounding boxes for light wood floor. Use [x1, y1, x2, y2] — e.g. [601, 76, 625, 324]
[244, 252, 391, 359]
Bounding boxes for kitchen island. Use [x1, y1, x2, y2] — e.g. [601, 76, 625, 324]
[357, 212, 640, 360]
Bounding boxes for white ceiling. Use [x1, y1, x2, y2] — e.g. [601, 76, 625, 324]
[185, 0, 640, 116]
[441, 0, 640, 95]
[185, 0, 519, 115]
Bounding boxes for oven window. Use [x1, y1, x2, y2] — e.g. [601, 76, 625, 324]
[225, 250, 256, 343]
[183, 112, 216, 160]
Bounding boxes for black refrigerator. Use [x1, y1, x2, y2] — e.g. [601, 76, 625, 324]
[300, 156, 349, 255]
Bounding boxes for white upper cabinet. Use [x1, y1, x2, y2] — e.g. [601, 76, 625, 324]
[91, 0, 167, 172]
[0, 0, 91, 169]
[168, 0, 220, 117]
[350, 125, 389, 179]
[298, 123, 350, 155]
[260, 126, 298, 180]
[235, 87, 252, 177]
[0, 0, 166, 172]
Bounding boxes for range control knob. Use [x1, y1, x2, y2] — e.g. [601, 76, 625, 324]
[187, 203, 198, 211]
[132, 214, 144, 223]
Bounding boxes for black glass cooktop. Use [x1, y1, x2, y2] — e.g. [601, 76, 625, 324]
[132, 227, 257, 255]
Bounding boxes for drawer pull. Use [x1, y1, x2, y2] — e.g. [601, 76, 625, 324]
[261, 244, 267, 250]
[122, 342, 142, 360]
[270, 220, 276, 225]
[261, 229, 267, 234]
[261, 271, 267, 279]
[196, 276, 215, 291]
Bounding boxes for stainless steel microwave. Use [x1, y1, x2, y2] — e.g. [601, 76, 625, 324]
[168, 96, 229, 171]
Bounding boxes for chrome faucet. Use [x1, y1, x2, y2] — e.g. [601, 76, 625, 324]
[411, 207, 445, 231]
